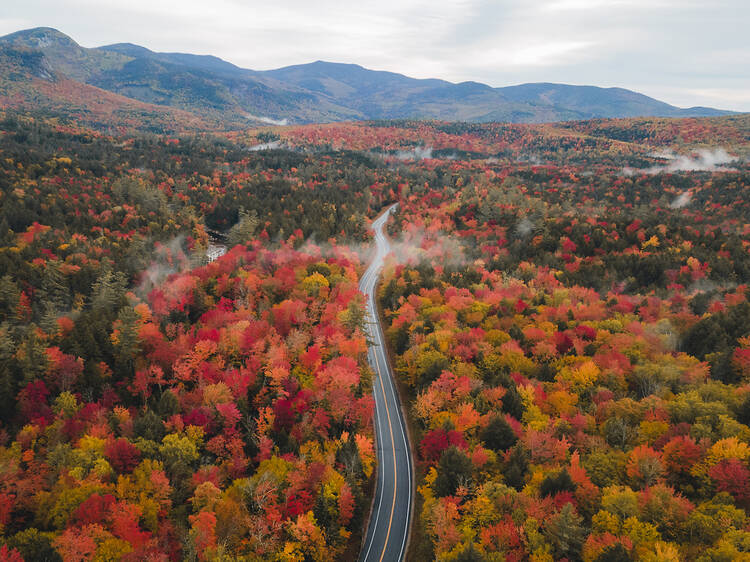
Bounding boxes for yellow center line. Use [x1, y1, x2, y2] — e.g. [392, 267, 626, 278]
[361, 205, 403, 562]
[373, 341, 398, 562]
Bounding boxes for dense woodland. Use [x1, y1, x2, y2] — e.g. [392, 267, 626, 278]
[372, 121, 750, 560]
[0, 112, 394, 561]
[0, 110, 749, 560]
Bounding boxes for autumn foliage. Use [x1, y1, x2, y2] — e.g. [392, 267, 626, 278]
[0, 235, 375, 559]
[1, 109, 749, 560]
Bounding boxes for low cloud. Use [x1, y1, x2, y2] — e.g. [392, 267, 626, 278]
[138, 236, 190, 294]
[247, 140, 283, 151]
[389, 227, 467, 268]
[393, 146, 433, 161]
[246, 113, 289, 126]
[518, 154, 543, 165]
[624, 148, 739, 175]
[669, 192, 692, 209]
[297, 236, 369, 266]
[514, 217, 535, 237]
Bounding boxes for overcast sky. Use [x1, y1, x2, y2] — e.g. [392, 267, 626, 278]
[2, 0, 748, 111]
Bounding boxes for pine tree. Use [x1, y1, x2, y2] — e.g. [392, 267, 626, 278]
[90, 269, 127, 313]
[544, 503, 585, 560]
[0, 275, 20, 321]
[0, 326, 18, 423]
[480, 415, 518, 452]
[113, 305, 140, 381]
[505, 445, 529, 491]
[39, 260, 70, 319]
[18, 326, 47, 385]
[434, 446, 473, 497]
[226, 208, 259, 248]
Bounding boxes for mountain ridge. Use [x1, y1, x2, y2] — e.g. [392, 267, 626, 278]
[0, 27, 738, 130]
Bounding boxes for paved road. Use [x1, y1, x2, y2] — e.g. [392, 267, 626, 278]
[359, 204, 413, 562]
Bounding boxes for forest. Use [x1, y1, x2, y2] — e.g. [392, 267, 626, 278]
[0, 109, 749, 560]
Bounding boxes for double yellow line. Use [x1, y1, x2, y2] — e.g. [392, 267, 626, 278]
[372, 341, 398, 562]
[361, 205, 409, 562]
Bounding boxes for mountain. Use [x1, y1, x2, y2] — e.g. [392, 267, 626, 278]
[496, 82, 731, 119]
[0, 28, 357, 128]
[0, 27, 738, 131]
[260, 62, 542, 122]
[0, 39, 220, 133]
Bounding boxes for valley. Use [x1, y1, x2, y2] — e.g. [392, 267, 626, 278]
[0, 109, 748, 560]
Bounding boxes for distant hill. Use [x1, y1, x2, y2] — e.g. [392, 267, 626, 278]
[0, 40, 218, 133]
[0, 27, 738, 131]
[496, 82, 731, 119]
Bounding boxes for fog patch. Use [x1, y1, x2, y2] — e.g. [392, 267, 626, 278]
[650, 149, 674, 160]
[394, 146, 433, 161]
[137, 236, 190, 295]
[623, 148, 739, 175]
[514, 217, 535, 238]
[246, 113, 289, 126]
[520, 155, 543, 165]
[686, 278, 739, 296]
[389, 227, 467, 268]
[647, 318, 679, 351]
[247, 141, 283, 151]
[669, 192, 692, 209]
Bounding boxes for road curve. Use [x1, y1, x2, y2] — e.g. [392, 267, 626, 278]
[359, 204, 413, 562]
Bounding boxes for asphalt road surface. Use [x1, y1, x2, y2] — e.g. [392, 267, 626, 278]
[359, 204, 413, 562]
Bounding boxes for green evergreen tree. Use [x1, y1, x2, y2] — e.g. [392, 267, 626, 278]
[480, 415, 518, 452]
[226, 208, 259, 248]
[113, 305, 140, 381]
[90, 269, 127, 313]
[0, 326, 18, 423]
[544, 503, 585, 560]
[0, 274, 20, 321]
[18, 326, 47, 385]
[434, 446, 473, 497]
[39, 260, 70, 320]
[540, 469, 576, 498]
[505, 445, 529, 491]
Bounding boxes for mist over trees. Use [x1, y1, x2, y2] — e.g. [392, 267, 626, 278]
[0, 110, 749, 560]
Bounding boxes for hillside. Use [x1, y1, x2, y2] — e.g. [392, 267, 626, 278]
[0, 27, 739, 131]
[0, 42, 225, 133]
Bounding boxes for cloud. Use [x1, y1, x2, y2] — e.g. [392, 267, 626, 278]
[3, 0, 750, 110]
[674, 87, 750, 110]
[389, 228, 467, 267]
[246, 113, 288, 126]
[517, 154, 542, 165]
[510, 41, 593, 66]
[247, 141, 283, 151]
[137, 235, 190, 294]
[393, 146, 433, 161]
[623, 148, 740, 176]
[0, 17, 31, 35]
[542, 0, 670, 11]
[669, 192, 692, 209]
[514, 217, 535, 237]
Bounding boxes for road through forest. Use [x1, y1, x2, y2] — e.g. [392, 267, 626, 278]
[359, 204, 413, 562]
